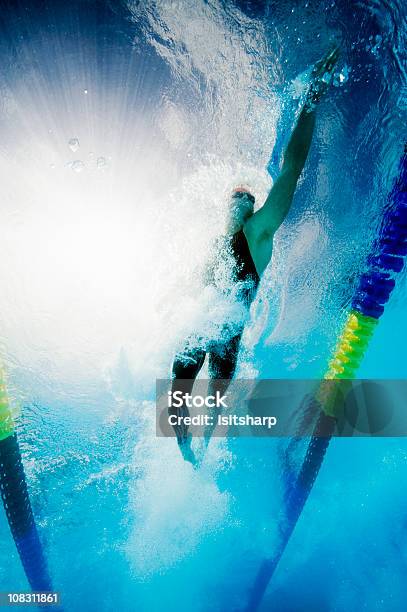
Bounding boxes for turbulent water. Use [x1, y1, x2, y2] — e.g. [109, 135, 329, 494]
[0, 1, 406, 610]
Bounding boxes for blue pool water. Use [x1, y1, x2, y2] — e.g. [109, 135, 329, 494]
[0, 1, 406, 610]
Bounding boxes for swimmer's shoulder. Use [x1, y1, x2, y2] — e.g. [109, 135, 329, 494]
[243, 219, 273, 278]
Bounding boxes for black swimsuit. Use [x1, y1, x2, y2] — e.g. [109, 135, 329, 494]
[229, 228, 260, 307]
[172, 229, 260, 380]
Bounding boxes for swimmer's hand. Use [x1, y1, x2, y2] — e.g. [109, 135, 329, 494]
[305, 45, 340, 110]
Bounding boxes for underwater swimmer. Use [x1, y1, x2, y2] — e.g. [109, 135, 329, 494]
[170, 46, 340, 464]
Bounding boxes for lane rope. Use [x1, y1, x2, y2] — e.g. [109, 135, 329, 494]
[246, 143, 407, 611]
[0, 364, 53, 593]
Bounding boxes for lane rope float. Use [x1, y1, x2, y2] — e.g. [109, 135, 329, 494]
[0, 365, 53, 593]
[246, 143, 407, 611]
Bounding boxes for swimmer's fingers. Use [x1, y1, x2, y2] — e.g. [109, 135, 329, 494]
[324, 45, 340, 72]
[312, 44, 340, 78]
[306, 44, 340, 108]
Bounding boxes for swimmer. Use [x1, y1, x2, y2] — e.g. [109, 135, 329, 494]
[170, 45, 340, 464]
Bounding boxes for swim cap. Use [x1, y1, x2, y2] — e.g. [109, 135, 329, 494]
[232, 185, 253, 195]
[232, 186, 255, 204]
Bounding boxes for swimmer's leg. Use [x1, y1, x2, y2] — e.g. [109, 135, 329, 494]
[203, 332, 242, 449]
[171, 344, 206, 464]
[208, 333, 241, 379]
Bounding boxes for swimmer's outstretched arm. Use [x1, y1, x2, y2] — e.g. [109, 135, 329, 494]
[259, 104, 317, 232]
[244, 46, 339, 276]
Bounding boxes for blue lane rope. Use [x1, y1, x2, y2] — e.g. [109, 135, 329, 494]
[0, 391, 53, 594]
[246, 143, 407, 611]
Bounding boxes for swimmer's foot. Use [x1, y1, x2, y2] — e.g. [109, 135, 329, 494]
[192, 416, 219, 468]
[178, 434, 197, 466]
[305, 44, 340, 110]
[193, 436, 211, 469]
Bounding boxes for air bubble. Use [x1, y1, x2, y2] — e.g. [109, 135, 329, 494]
[333, 64, 350, 87]
[321, 72, 332, 85]
[68, 138, 80, 153]
[97, 156, 107, 169]
[71, 160, 85, 173]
